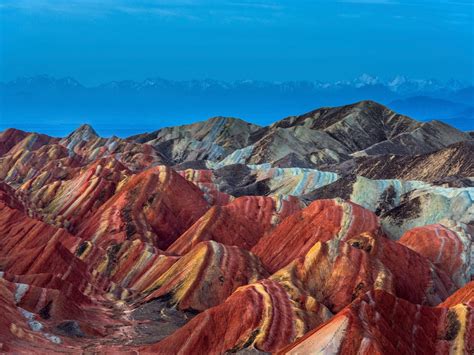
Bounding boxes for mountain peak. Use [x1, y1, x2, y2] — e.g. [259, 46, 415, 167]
[69, 124, 98, 139]
[354, 73, 380, 87]
[61, 124, 99, 150]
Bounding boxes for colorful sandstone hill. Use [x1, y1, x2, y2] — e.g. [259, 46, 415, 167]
[0, 101, 473, 353]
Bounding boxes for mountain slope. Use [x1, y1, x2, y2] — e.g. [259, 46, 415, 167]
[129, 100, 471, 169]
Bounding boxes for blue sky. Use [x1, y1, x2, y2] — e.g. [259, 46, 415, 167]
[0, 0, 473, 85]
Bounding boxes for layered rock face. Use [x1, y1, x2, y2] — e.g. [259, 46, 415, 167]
[281, 286, 474, 355]
[0, 101, 473, 353]
[76, 165, 210, 249]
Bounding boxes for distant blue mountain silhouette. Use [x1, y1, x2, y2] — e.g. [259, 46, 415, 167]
[1, 75, 472, 136]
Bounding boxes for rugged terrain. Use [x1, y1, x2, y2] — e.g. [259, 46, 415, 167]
[0, 100, 473, 353]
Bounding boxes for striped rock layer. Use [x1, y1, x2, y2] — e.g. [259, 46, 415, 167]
[142, 241, 269, 311]
[74, 238, 179, 294]
[399, 223, 472, 287]
[272, 234, 455, 313]
[76, 165, 209, 249]
[168, 195, 303, 255]
[177, 168, 233, 205]
[0, 199, 131, 350]
[24, 157, 129, 232]
[281, 287, 473, 355]
[142, 278, 332, 354]
[252, 198, 382, 273]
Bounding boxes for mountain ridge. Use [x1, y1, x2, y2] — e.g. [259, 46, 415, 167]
[2, 100, 471, 173]
[2, 75, 473, 135]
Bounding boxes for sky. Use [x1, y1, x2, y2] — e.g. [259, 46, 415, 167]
[0, 0, 473, 85]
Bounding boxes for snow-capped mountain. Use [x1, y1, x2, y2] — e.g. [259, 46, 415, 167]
[1, 74, 472, 136]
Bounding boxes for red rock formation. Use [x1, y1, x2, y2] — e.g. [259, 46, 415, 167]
[168, 195, 303, 255]
[76, 166, 209, 249]
[142, 241, 269, 311]
[399, 223, 471, 287]
[224, 195, 303, 231]
[59, 125, 168, 171]
[0, 143, 82, 190]
[26, 157, 129, 232]
[0, 187, 79, 258]
[75, 238, 179, 293]
[143, 225, 456, 353]
[0, 128, 30, 155]
[0, 274, 130, 352]
[0, 128, 56, 156]
[440, 281, 474, 307]
[0, 278, 63, 353]
[0, 187, 125, 299]
[142, 278, 332, 354]
[0, 191, 132, 351]
[167, 205, 262, 255]
[252, 198, 382, 272]
[0, 113, 473, 353]
[0, 182, 24, 211]
[272, 234, 454, 313]
[1, 271, 92, 307]
[281, 289, 473, 355]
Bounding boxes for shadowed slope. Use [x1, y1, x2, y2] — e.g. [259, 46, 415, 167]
[333, 140, 474, 182]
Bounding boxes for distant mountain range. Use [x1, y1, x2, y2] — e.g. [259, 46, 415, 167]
[1, 74, 473, 136]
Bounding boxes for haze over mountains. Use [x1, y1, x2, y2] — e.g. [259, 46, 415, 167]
[0, 100, 473, 353]
[1, 74, 473, 136]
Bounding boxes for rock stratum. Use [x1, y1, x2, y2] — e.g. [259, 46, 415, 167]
[0, 100, 473, 353]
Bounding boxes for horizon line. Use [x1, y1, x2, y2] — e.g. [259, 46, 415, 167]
[2, 73, 473, 88]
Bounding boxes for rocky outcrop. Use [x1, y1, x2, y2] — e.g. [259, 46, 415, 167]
[142, 278, 332, 354]
[281, 288, 473, 355]
[252, 199, 382, 272]
[141, 241, 269, 311]
[128, 117, 262, 164]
